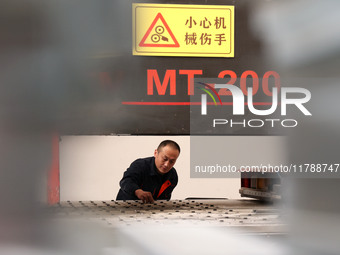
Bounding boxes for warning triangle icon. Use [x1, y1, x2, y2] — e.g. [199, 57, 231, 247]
[139, 13, 180, 48]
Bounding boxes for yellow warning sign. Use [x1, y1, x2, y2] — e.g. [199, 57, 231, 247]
[133, 3, 234, 57]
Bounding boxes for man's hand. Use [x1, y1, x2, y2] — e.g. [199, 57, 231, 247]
[135, 189, 154, 203]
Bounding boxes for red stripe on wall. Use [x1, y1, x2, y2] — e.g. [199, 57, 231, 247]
[48, 134, 60, 205]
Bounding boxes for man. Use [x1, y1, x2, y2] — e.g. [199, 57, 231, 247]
[116, 140, 180, 203]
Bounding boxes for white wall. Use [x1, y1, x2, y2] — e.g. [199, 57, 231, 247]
[60, 136, 287, 201]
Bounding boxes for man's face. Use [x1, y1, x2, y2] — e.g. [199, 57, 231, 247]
[154, 145, 180, 174]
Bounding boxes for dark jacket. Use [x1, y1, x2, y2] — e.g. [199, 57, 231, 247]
[116, 157, 178, 200]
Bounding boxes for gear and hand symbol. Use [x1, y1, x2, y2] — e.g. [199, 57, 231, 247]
[151, 25, 169, 43]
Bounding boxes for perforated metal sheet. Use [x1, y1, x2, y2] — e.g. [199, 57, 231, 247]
[49, 199, 285, 235]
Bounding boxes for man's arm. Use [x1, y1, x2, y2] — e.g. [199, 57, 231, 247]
[119, 159, 154, 203]
[119, 160, 143, 196]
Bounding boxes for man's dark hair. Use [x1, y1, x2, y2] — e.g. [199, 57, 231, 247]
[157, 140, 181, 153]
